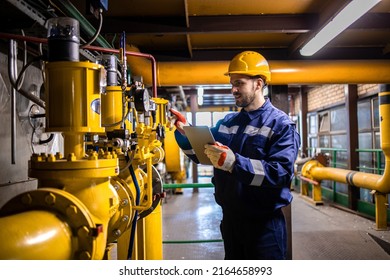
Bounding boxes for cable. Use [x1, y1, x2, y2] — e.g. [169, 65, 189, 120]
[38, 133, 55, 145]
[11, 56, 44, 92]
[127, 164, 141, 260]
[119, 149, 135, 173]
[28, 105, 41, 154]
[80, 8, 103, 48]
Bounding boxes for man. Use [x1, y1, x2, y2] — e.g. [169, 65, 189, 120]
[170, 51, 300, 259]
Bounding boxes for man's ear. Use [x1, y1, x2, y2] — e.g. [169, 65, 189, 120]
[256, 78, 264, 90]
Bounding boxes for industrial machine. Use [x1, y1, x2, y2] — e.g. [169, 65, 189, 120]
[0, 17, 171, 260]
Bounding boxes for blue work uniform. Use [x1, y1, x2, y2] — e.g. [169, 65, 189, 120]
[174, 98, 300, 259]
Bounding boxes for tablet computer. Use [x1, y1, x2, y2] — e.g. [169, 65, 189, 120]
[183, 126, 215, 165]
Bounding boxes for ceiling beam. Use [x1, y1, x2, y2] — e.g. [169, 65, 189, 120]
[100, 14, 318, 34]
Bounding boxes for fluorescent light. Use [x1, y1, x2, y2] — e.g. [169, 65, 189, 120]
[300, 0, 381, 56]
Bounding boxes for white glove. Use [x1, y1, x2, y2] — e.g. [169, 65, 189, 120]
[169, 108, 188, 135]
[204, 142, 235, 172]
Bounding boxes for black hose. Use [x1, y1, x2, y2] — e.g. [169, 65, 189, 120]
[38, 133, 55, 145]
[127, 164, 140, 260]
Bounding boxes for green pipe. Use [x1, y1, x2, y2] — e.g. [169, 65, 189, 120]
[57, 0, 112, 49]
[313, 147, 347, 152]
[163, 183, 214, 189]
[356, 149, 382, 153]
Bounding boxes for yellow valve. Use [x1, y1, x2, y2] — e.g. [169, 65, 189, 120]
[45, 61, 105, 134]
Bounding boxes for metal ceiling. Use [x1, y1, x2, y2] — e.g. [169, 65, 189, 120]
[1, 0, 390, 107]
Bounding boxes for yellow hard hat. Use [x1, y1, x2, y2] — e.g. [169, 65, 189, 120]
[225, 51, 271, 82]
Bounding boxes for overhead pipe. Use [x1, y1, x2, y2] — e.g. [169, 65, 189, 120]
[86, 45, 158, 98]
[127, 56, 390, 86]
[3, 33, 390, 88]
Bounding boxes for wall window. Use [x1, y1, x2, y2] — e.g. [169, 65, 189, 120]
[307, 114, 318, 157]
[331, 107, 346, 131]
[309, 106, 347, 193]
[319, 112, 330, 132]
[357, 96, 380, 203]
[358, 100, 372, 130]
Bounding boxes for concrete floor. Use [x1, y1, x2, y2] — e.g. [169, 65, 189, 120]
[162, 186, 390, 260]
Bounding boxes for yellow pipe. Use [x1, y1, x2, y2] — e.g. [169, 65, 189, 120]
[144, 202, 163, 259]
[133, 157, 153, 211]
[301, 86, 390, 229]
[63, 133, 85, 159]
[302, 87, 390, 194]
[376, 87, 390, 193]
[101, 85, 125, 131]
[126, 45, 390, 86]
[0, 210, 72, 260]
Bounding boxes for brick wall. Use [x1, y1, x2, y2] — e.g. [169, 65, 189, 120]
[357, 84, 378, 97]
[307, 85, 345, 112]
[307, 84, 379, 112]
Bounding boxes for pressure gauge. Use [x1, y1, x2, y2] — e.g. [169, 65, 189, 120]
[134, 88, 150, 112]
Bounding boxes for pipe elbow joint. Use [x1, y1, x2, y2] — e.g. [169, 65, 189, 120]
[301, 160, 323, 180]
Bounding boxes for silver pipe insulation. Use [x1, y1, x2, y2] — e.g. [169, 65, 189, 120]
[8, 40, 17, 164]
[7, 40, 46, 109]
[8, 40, 46, 164]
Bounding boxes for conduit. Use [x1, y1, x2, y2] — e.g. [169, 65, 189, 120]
[0, 33, 158, 99]
[2, 33, 390, 89]
[126, 50, 390, 86]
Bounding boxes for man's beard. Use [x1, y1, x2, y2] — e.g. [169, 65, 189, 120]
[234, 91, 256, 108]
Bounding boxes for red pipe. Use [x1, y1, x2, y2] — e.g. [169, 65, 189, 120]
[85, 45, 157, 98]
[299, 175, 319, 185]
[0, 33, 158, 98]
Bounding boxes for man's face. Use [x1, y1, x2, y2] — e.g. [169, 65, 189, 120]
[230, 74, 262, 110]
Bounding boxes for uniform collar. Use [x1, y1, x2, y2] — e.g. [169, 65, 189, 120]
[240, 98, 270, 120]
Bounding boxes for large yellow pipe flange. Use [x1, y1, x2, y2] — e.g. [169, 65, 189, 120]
[0, 188, 98, 259]
[107, 177, 135, 243]
[29, 153, 119, 180]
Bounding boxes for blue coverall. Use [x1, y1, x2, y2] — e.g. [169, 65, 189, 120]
[174, 98, 301, 259]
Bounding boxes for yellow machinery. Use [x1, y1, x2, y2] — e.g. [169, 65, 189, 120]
[0, 17, 170, 259]
[300, 84, 390, 230]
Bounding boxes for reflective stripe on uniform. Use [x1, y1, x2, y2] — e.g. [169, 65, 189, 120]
[219, 124, 273, 139]
[218, 125, 239, 135]
[244, 125, 273, 139]
[249, 159, 265, 186]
